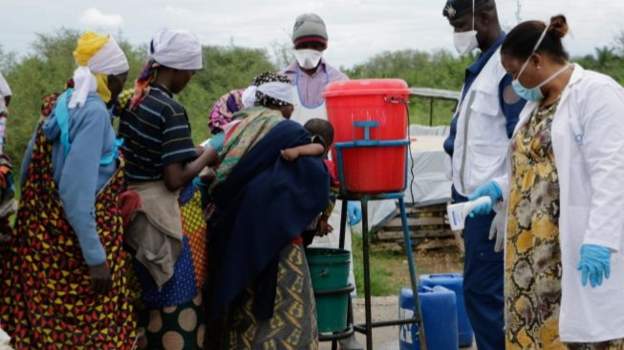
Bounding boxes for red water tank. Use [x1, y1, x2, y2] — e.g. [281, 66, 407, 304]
[324, 79, 409, 194]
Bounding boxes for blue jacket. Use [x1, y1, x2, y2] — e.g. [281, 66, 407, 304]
[444, 34, 526, 157]
[207, 120, 329, 320]
[21, 92, 117, 266]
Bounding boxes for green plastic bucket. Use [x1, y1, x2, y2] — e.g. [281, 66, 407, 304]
[306, 248, 352, 333]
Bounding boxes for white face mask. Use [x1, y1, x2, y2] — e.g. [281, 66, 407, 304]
[294, 49, 323, 70]
[454, 30, 479, 55]
[452, 0, 479, 55]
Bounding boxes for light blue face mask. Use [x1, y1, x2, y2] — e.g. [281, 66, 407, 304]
[511, 22, 570, 102]
[512, 63, 572, 102]
[512, 78, 543, 102]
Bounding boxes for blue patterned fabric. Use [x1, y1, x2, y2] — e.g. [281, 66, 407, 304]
[178, 181, 196, 205]
[135, 237, 197, 308]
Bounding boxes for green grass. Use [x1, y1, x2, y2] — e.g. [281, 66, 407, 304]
[351, 233, 464, 297]
[408, 99, 456, 126]
[352, 234, 408, 296]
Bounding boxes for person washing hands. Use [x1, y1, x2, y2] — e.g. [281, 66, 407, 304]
[492, 14, 624, 348]
[281, 15, 362, 349]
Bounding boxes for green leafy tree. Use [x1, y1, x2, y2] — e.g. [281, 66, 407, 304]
[1, 29, 145, 168]
[179, 45, 276, 142]
[346, 49, 472, 125]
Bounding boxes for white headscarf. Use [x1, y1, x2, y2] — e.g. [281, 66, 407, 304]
[69, 36, 129, 109]
[241, 85, 258, 109]
[257, 81, 295, 106]
[0, 72, 11, 98]
[150, 29, 203, 70]
[0, 72, 11, 113]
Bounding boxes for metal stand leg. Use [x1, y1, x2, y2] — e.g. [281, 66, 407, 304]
[339, 200, 348, 249]
[399, 198, 427, 350]
[319, 195, 425, 349]
[361, 198, 374, 349]
[333, 200, 350, 350]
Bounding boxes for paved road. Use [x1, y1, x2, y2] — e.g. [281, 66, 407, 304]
[320, 297, 476, 350]
[318, 297, 413, 350]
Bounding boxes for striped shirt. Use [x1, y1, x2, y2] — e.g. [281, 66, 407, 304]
[119, 84, 197, 182]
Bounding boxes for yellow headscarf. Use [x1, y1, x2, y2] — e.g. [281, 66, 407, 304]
[73, 32, 112, 103]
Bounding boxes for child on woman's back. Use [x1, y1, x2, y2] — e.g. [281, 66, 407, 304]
[281, 118, 338, 243]
[281, 118, 334, 161]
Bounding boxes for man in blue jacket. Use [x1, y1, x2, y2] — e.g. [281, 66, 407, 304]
[443, 0, 526, 349]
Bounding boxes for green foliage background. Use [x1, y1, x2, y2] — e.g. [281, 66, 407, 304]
[1, 29, 276, 171]
[2, 29, 624, 178]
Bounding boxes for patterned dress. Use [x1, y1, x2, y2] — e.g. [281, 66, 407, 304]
[225, 244, 319, 350]
[208, 89, 244, 134]
[116, 88, 210, 349]
[505, 102, 624, 349]
[135, 183, 209, 350]
[0, 126, 137, 349]
[204, 108, 320, 349]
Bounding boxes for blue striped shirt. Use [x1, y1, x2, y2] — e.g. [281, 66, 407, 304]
[119, 84, 197, 182]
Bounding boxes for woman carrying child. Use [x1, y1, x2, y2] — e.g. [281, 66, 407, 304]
[204, 73, 330, 349]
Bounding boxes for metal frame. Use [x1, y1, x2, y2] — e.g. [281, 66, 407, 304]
[409, 87, 460, 126]
[319, 120, 427, 350]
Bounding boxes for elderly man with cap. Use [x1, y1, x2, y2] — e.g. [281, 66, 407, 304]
[2, 32, 136, 348]
[283, 13, 347, 124]
[282, 16, 363, 349]
[441, 0, 526, 349]
[118, 29, 220, 350]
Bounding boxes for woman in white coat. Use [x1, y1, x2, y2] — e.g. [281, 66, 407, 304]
[495, 15, 624, 349]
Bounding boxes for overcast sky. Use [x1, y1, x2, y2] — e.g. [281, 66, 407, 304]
[3, 0, 623, 69]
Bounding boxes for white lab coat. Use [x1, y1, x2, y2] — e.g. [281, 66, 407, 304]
[497, 64, 624, 342]
[452, 48, 510, 197]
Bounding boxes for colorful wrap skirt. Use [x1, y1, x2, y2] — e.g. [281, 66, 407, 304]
[0, 127, 137, 349]
[136, 182, 208, 349]
[224, 243, 318, 350]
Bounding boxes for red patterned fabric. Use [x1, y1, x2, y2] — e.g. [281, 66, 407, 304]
[119, 189, 142, 229]
[0, 126, 137, 349]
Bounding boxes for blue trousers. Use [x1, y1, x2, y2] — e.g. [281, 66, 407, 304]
[453, 188, 504, 350]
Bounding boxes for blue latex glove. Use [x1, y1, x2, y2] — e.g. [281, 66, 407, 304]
[347, 201, 362, 225]
[467, 181, 502, 217]
[207, 132, 225, 153]
[577, 244, 612, 288]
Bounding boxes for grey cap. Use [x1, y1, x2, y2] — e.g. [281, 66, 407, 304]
[292, 13, 329, 45]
